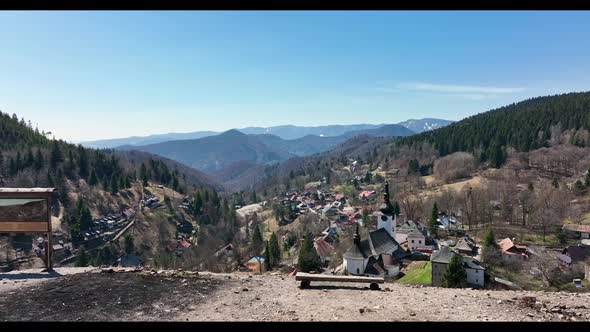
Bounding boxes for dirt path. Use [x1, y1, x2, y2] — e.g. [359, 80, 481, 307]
[1, 270, 589, 321]
[180, 273, 590, 322]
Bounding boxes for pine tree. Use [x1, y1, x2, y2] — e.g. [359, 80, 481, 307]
[75, 248, 90, 267]
[251, 225, 263, 255]
[297, 232, 321, 273]
[552, 178, 559, 188]
[429, 202, 439, 237]
[264, 241, 271, 271]
[269, 232, 281, 267]
[482, 227, 498, 249]
[585, 167, 590, 187]
[78, 147, 89, 179]
[89, 170, 98, 186]
[442, 253, 466, 288]
[124, 234, 134, 254]
[110, 174, 119, 194]
[392, 201, 401, 217]
[50, 142, 63, 169]
[481, 227, 501, 268]
[192, 192, 203, 218]
[34, 149, 44, 171]
[47, 170, 55, 187]
[140, 163, 148, 187]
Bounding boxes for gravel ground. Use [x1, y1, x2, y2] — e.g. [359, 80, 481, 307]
[1, 269, 589, 321]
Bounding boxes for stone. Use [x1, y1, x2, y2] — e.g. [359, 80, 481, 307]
[497, 300, 502, 304]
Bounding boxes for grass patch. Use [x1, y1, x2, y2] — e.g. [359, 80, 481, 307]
[397, 261, 432, 285]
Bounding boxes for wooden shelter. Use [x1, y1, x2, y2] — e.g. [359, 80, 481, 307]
[0, 188, 56, 270]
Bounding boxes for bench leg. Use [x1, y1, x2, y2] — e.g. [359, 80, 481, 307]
[370, 282, 380, 291]
[300, 280, 311, 289]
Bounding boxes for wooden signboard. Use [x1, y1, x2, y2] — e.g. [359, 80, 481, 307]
[0, 188, 56, 270]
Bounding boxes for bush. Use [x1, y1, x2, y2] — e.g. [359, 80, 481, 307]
[433, 152, 477, 183]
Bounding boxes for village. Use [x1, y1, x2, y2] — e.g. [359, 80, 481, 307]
[229, 165, 590, 292]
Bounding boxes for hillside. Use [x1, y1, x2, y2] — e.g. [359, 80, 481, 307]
[398, 92, 590, 166]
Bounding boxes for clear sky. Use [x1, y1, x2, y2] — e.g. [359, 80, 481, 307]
[1, 11, 590, 142]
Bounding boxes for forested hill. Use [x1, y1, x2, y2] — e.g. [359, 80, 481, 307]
[0, 111, 220, 205]
[397, 92, 590, 166]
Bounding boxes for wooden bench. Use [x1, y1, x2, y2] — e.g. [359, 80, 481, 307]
[295, 272, 384, 290]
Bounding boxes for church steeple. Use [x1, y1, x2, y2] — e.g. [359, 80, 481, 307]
[379, 182, 395, 216]
[353, 222, 361, 245]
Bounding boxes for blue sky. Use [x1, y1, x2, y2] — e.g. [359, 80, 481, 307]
[1, 11, 590, 142]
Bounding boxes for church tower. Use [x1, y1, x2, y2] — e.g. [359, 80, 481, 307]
[377, 182, 396, 238]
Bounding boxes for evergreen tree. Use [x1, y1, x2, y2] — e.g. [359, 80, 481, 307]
[429, 202, 439, 237]
[482, 227, 497, 248]
[25, 148, 34, 168]
[192, 192, 203, 217]
[89, 170, 98, 186]
[50, 142, 63, 169]
[585, 167, 590, 187]
[297, 232, 321, 273]
[34, 149, 44, 171]
[124, 234, 134, 254]
[552, 178, 559, 189]
[119, 176, 125, 191]
[442, 253, 466, 288]
[264, 241, 271, 271]
[78, 147, 89, 179]
[140, 163, 148, 187]
[392, 201, 401, 217]
[110, 174, 119, 194]
[251, 225, 263, 255]
[481, 227, 502, 267]
[75, 248, 90, 267]
[269, 232, 281, 267]
[47, 170, 55, 187]
[408, 159, 420, 175]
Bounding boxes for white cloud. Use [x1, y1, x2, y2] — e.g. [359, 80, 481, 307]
[395, 82, 526, 94]
[376, 82, 526, 100]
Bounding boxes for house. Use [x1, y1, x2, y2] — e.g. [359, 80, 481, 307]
[123, 208, 135, 220]
[562, 224, 590, 239]
[437, 214, 462, 230]
[561, 244, 590, 264]
[215, 243, 235, 257]
[407, 229, 427, 252]
[455, 235, 478, 256]
[343, 183, 402, 278]
[497, 238, 530, 262]
[358, 190, 376, 200]
[431, 246, 485, 288]
[395, 220, 427, 244]
[246, 256, 266, 273]
[314, 238, 335, 264]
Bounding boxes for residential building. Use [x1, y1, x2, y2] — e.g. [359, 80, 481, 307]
[561, 244, 590, 264]
[455, 235, 478, 256]
[246, 256, 266, 273]
[562, 224, 590, 239]
[431, 246, 486, 288]
[497, 238, 530, 262]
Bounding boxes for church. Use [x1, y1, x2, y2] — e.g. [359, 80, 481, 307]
[343, 183, 404, 278]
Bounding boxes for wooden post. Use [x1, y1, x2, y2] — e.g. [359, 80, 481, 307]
[46, 193, 53, 271]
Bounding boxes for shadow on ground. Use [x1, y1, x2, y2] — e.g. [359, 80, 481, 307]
[0, 270, 63, 280]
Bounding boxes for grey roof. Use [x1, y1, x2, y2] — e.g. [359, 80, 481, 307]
[431, 246, 455, 264]
[369, 228, 399, 255]
[455, 237, 477, 252]
[462, 257, 485, 270]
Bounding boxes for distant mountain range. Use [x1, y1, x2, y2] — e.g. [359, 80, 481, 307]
[80, 118, 452, 149]
[116, 123, 418, 174]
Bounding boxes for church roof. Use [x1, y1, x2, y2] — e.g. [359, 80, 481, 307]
[369, 228, 399, 255]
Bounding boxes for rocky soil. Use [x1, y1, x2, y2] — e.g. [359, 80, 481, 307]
[1, 268, 590, 321]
